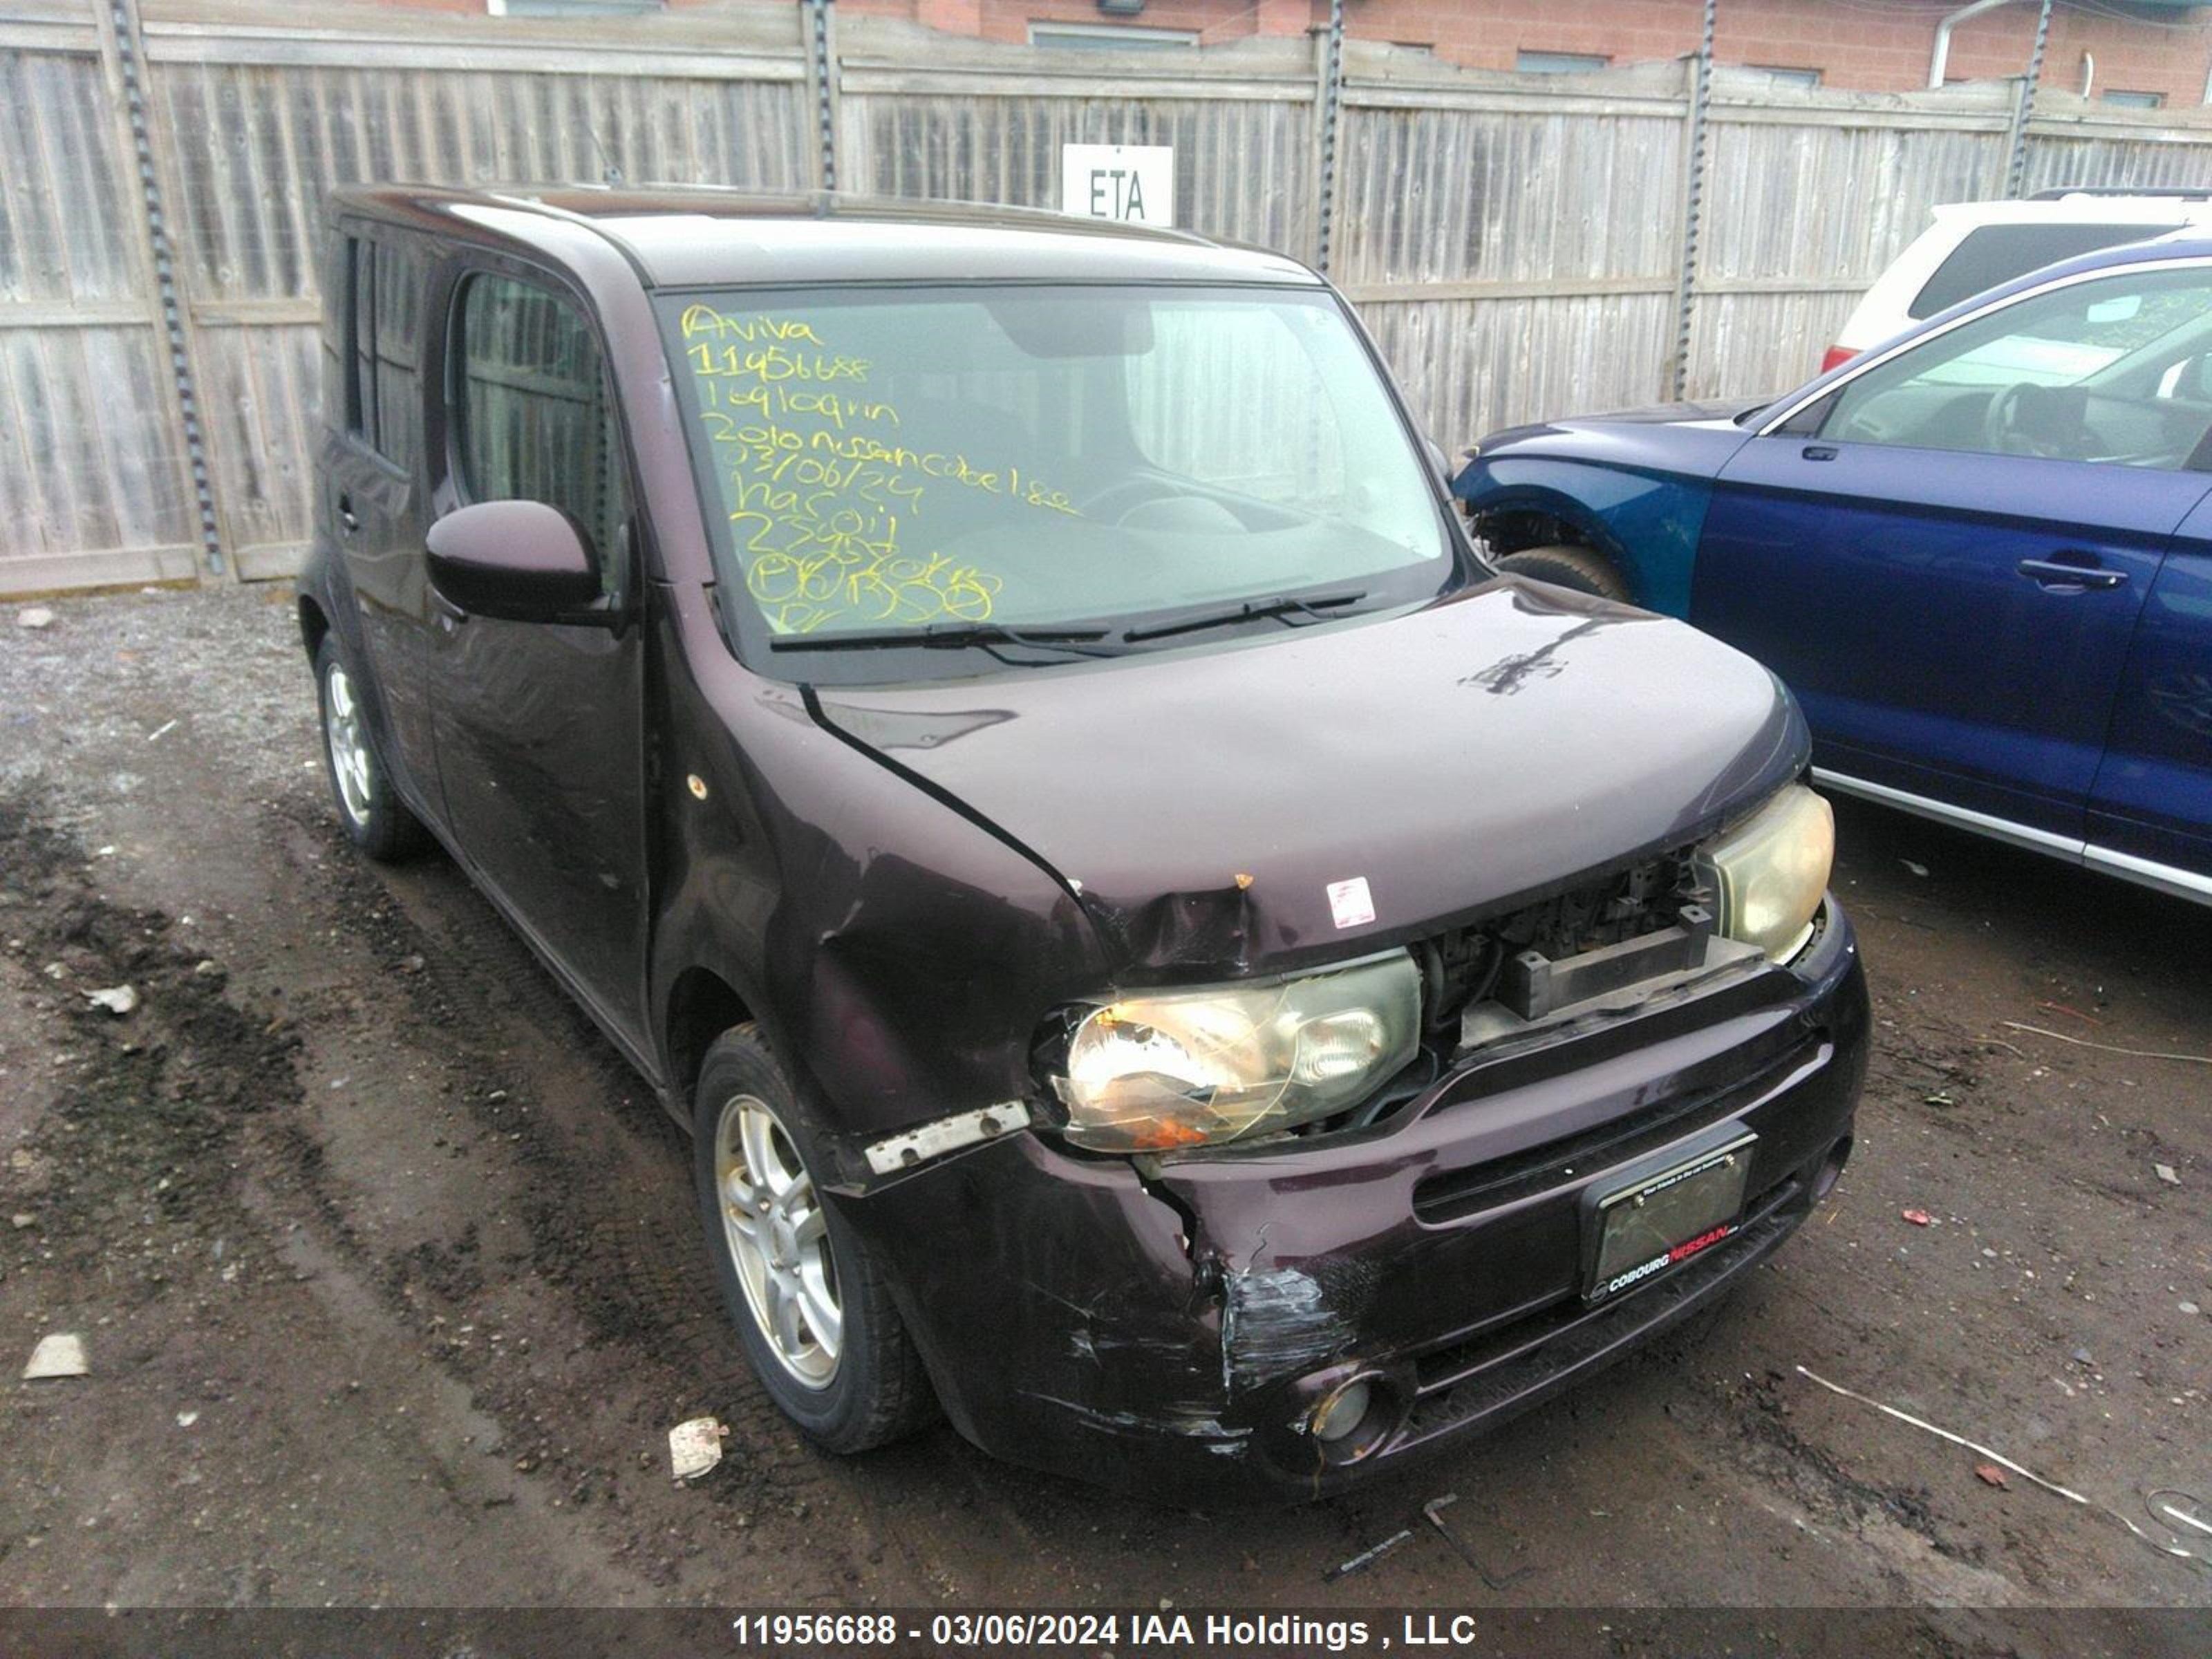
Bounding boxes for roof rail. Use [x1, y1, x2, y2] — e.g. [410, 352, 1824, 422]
[2028, 185, 2212, 200]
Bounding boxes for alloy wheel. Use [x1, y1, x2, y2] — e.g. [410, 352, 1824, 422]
[323, 659, 375, 829]
[713, 1092, 842, 1389]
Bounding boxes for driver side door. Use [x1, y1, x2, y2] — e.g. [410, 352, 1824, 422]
[1691, 260, 2212, 844]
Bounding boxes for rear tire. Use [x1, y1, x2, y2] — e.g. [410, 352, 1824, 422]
[315, 635, 427, 863]
[693, 1025, 937, 1453]
[1495, 543, 1633, 603]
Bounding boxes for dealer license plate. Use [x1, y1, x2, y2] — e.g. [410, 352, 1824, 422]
[1584, 1127, 1754, 1304]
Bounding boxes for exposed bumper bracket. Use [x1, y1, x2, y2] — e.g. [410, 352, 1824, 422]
[863, 1101, 1034, 1176]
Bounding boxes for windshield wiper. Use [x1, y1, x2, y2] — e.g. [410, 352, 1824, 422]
[769, 622, 1115, 657]
[1121, 589, 1367, 644]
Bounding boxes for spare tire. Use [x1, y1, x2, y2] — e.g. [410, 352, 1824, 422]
[1494, 543, 1633, 603]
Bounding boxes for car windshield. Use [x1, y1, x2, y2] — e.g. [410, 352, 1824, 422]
[657, 285, 1451, 659]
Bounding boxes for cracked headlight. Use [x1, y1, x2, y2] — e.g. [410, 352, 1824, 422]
[1053, 953, 1421, 1152]
[1698, 782, 1834, 964]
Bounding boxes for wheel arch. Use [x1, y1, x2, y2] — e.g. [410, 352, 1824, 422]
[662, 964, 756, 1126]
[1459, 460, 1712, 618]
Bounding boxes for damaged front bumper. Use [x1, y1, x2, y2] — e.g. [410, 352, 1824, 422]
[837, 900, 1868, 1503]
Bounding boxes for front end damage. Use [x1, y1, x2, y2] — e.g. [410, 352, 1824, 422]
[832, 879, 1868, 1503]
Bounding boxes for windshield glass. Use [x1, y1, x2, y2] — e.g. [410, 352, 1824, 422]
[657, 285, 1450, 656]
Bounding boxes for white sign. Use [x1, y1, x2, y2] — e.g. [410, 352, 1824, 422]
[1060, 144, 1175, 227]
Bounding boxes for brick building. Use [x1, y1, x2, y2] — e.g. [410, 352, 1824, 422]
[410, 1, 2212, 109]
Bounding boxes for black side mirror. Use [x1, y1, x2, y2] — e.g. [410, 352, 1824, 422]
[426, 500, 603, 624]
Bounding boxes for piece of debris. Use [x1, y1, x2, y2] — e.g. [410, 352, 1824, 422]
[1422, 1492, 1535, 1591]
[176, 1409, 199, 1429]
[10, 1214, 33, 1230]
[2000, 1021, 2212, 1067]
[1324, 1527, 1412, 1582]
[1922, 1090, 1954, 1107]
[1901, 1208, 1935, 1227]
[145, 719, 178, 743]
[2179, 1301, 2201, 1316]
[2072, 1347, 2094, 1367]
[23, 1333, 88, 1380]
[1975, 1463, 2009, 1490]
[1900, 859, 1929, 877]
[667, 1416, 727, 1482]
[1797, 1365, 2207, 1572]
[16, 607, 55, 630]
[84, 984, 138, 1016]
[2155, 1163, 2181, 1187]
[2153, 1492, 2212, 1537]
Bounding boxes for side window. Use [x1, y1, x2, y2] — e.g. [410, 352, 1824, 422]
[341, 235, 418, 468]
[1822, 266, 2212, 469]
[451, 272, 628, 595]
[372, 243, 420, 469]
[346, 238, 378, 447]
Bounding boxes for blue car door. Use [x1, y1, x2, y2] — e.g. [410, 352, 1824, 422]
[1691, 259, 2212, 845]
[2085, 498, 2212, 895]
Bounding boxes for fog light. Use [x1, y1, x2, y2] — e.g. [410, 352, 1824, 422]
[1309, 1377, 1373, 1443]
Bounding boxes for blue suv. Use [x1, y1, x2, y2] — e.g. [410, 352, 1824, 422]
[1455, 236, 2212, 906]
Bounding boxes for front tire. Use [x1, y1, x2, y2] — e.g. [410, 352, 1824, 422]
[1495, 543, 1633, 602]
[315, 635, 426, 862]
[693, 1026, 937, 1453]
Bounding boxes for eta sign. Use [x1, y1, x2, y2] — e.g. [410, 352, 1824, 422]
[1060, 144, 1174, 227]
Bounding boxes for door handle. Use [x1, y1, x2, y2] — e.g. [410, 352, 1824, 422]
[337, 494, 359, 535]
[2016, 556, 2128, 592]
[1801, 444, 1839, 461]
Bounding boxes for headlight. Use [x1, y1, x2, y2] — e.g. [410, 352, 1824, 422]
[1054, 953, 1421, 1152]
[1698, 783, 1834, 963]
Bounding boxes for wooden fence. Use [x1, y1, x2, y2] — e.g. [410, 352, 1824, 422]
[8, 0, 2212, 594]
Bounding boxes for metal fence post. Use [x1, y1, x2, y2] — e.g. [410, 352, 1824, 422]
[805, 0, 838, 192]
[1669, 0, 1716, 400]
[2003, 0, 2054, 197]
[101, 0, 225, 579]
[1313, 0, 1344, 276]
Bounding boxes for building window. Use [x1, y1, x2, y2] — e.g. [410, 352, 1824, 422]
[1516, 50, 1610, 75]
[487, 1, 663, 15]
[1029, 23, 1199, 50]
[1753, 66, 1821, 88]
[2102, 90, 2164, 109]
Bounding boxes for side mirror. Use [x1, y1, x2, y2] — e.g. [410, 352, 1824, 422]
[426, 500, 601, 624]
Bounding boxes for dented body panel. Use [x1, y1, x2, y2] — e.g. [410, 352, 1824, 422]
[810, 581, 1805, 982]
[841, 908, 1864, 1501]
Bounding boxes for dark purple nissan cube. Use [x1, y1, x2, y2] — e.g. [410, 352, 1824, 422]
[300, 185, 1868, 1501]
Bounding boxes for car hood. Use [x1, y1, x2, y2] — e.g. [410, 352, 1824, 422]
[809, 580, 1807, 978]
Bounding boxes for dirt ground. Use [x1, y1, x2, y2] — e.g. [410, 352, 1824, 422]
[1, 588, 2207, 1643]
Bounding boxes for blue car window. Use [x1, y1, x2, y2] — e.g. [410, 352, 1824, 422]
[1824, 264, 2212, 469]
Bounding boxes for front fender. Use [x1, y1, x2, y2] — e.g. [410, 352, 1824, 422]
[1454, 456, 1712, 619]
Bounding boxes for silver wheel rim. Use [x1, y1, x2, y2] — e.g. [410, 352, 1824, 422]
[713, 1093, 841, 1389]
[323, 659, 375, 829]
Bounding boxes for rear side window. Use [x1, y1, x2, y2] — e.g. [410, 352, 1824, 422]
[1910, 223, 2165, 320]
[451, 274, 628, 592]
[341, 235, 420, 467]
[346, 238, 379, 447]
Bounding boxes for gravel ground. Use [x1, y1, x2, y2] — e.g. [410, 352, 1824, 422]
[1, 587, 2207, 1650]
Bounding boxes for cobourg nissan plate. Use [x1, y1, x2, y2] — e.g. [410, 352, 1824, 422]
[1584, 1124, 1756, 1305]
